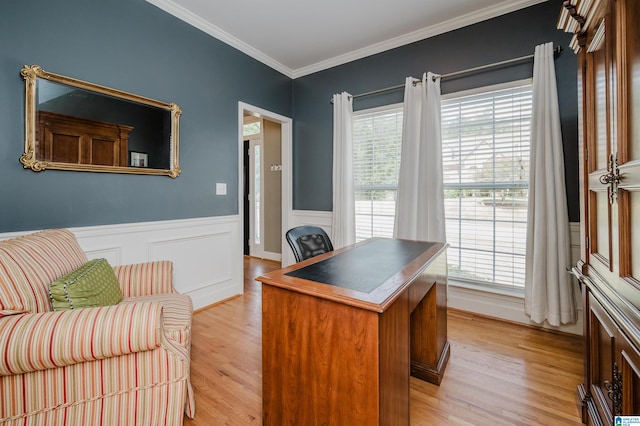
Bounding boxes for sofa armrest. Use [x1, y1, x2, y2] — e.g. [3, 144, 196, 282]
[113, 261, 175, 297]
[0, 302, 163, 376]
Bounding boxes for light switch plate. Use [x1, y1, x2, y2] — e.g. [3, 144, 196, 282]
[216, 183, 227, 195]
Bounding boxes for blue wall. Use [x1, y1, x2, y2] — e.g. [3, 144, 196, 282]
[291, 0, 580, 222]
[0, 0, 292, 232]
[0, 0, 579, 232]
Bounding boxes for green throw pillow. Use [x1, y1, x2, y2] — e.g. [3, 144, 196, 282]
[49, 258, 123, 311]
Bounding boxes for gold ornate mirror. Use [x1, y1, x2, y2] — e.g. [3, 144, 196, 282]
[21, 65, 181, 177]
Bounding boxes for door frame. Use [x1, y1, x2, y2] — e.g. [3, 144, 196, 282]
[238, 102, 292, 266]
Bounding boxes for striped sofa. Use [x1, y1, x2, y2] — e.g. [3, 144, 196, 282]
[0, 229, 195, 425]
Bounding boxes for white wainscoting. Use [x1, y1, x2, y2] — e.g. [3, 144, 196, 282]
[0, 216, 243, 311]
[289, 210, 583, 335]
[262, 251, 282, 263]
[5, 213, 581, 330]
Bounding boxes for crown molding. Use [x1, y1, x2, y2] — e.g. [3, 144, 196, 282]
[147, 0, 547, 80]
[145, 0, 294, 77]
[292, 0, 548, 78]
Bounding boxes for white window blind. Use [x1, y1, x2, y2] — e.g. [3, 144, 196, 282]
[351, 80, 531, 289]
[442, 81, 532, 288]
[353, 105, 403, 242]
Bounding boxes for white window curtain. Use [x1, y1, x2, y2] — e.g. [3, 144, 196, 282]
[331, 92, 355, 249]
[524, 42, 576, 326]
[394, 73, 446, 243]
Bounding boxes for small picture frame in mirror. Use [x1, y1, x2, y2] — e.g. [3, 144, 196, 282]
[130, 151, 148, 168]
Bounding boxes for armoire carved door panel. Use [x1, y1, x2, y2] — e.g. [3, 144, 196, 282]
[581, 0, 640, 307]
[584, 0, 615, 282]
[36, 110, 132, 167]
[589, 299, 616, 421]
[560, 0, 640, 424]
[620, 340, 640, 416]
[613, 0, 640, 294]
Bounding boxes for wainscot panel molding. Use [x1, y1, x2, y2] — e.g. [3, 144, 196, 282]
[0, 216, 243, 310]
[290, 211, 582, 335]
[447, 284, 582, 335]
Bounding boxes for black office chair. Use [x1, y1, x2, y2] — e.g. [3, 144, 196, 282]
[285, 226, 334, 263]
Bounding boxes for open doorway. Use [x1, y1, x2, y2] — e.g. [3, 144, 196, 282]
[238, 103, 292, 265]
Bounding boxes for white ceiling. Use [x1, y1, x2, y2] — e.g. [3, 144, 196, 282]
[146, 0, 547, 78]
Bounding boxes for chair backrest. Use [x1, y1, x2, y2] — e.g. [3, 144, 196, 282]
[285, 226, 334, 263]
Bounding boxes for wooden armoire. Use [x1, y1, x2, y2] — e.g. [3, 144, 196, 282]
[559, 0, 640, 424]
[36, 110, 132, 167]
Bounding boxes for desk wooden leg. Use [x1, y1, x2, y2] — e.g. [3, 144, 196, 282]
[409, 265, 449, 385]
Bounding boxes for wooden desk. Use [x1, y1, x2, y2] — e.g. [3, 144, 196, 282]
[258, 238, 449, 425]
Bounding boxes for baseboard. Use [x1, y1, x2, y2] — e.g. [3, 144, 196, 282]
[262, 251, 282, 262]
[0, 216, 243, 311]
[448, 283, 583, 335]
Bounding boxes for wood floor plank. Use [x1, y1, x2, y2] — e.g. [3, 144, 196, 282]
[184, 256, 583, 425]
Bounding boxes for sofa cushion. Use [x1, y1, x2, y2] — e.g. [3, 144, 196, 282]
[0, 229, 88, 316]
[49, 258, 123, 310]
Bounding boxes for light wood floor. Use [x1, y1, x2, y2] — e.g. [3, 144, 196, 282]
[184, 256, 584, 425]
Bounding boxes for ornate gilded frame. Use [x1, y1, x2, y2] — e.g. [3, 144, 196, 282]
[21, 65, 181, 177]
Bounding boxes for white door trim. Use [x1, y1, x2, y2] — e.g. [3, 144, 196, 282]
[238, 102, 292, 265]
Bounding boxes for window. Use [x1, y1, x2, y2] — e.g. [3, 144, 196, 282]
[351, 80, 532, 289]
[442, 81, 532, 288]
[253, 144, 261, 245]
[353, 105, 403, 241]
[243, 121, 261, 136]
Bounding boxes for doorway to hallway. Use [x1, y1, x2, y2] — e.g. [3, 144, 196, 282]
[239, 103, 292, 264]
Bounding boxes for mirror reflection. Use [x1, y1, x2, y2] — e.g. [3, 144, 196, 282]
[21, 65, 181, 177]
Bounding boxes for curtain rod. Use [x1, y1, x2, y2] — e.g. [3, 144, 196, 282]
[330, 45, 562, 103]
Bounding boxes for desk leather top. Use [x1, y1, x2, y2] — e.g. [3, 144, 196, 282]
[285, 238, 435, 293]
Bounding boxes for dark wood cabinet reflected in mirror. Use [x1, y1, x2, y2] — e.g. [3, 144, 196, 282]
[21, 65, 181, 177]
